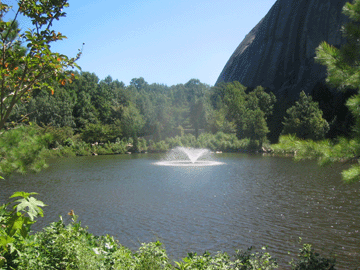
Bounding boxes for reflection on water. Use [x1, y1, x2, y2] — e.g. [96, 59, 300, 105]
[1, 153, 359, 268]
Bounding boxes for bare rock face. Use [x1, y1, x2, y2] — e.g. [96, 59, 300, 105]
[216, 0, 349, 99]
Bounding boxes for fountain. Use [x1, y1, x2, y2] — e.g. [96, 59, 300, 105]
[155, 146, 224, 166]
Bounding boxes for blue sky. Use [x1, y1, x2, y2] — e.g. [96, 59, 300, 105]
[10, 0, 276, 86]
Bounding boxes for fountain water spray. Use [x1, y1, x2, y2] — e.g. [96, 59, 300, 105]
[154, 147, 224, 166]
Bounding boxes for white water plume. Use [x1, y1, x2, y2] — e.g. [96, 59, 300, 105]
[155, 147, 224, 166]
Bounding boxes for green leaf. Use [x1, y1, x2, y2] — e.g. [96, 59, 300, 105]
[0, 235, 15, 249]
[7, 214, 25, 237]
[10, 191, 38, 200]
[14, 196, 45, 221]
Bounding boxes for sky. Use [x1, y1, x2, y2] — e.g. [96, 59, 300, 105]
[7, 0, 276, 86]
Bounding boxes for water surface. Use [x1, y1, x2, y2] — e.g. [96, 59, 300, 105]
[1, 153, 359, 268]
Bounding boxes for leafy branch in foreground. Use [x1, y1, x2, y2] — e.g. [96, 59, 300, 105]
[0, 0, 81, 130]
[0, 125, 53, 176]
[312, 0, 360, 183]
[0, 192, 45, 269]
[273, 134, 360, 183]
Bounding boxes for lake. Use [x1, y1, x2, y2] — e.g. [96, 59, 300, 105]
[1, 153, 359, 268]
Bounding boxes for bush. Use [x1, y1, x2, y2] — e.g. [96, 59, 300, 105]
[148, 140, 170, 152]
[109, 138, 128, 154]
[290, 243, 336, 270]
[137, 138, 148, 153]
[71, 140, 92, 156]
[174, 247, 278, 270]
[134, 241, 172, 270]
[0, 192, 45, 269]
[18, 217, 102, 269]
[43, 126, 76, 148]
[234, 246, 278, 270]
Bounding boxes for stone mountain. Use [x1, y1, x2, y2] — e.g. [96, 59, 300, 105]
[216, 0, 354, 139]
[216, 0, 349, 99]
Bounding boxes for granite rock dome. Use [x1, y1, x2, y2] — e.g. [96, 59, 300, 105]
[216, 0, 349, 99]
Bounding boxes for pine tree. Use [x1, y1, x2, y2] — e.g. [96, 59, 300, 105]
[282, 91, 329, 140]
[315, 0, 360, 134]
[315, 0, 360, 182]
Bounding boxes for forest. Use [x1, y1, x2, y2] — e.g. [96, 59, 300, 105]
[7, 74, 280, 145]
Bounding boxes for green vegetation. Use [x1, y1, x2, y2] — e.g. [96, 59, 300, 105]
[0, 126, 260, 175]
[0, 126, 52, 175]
[314, 0, 360, 183]
[0, 0, 81, 131]
[289, 242, 336, 270]
[148, 132, 253, 153]
[272, 0, 360, 183]
[0, 193, 337, 270]
[282, 91, 329, 140]
[0, 192, 45, 269]
[211, 82, 276, 147]
[272, 134, 360, 183]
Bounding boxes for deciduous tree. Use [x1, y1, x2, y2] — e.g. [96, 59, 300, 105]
[0, 0, 81, 130]
[220, 82, 276, 147]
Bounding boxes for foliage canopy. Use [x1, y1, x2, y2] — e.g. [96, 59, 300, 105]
[0, 0, 81, 130]
[213, 82, 276, 147]
[282, 91, 329, 140]
[315, 0, 360, 182]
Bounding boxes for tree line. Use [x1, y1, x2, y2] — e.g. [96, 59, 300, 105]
[6, 72, 332, 149]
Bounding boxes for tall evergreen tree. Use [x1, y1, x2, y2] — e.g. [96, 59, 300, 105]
[282, 91, 329, 140]
[316, 0, 360, 182]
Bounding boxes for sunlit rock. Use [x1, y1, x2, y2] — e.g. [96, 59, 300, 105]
[216, 0, 349, 99]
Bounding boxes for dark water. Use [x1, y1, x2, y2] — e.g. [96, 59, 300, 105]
[1, 153, 359, 269]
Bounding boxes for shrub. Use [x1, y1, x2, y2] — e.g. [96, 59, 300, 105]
[134, 241, 172, 270]
[43, 126, 76, 148]
[0, 192, 45, 269]
[137, 138, 148, 152]
[175, 251, 234, 270]
[71, 140, 92, 156]
[148, 140, 170, 152]
[81, 123, 122, 144]
[234, 246, 278, 270]
[174, 247, 278, 270]
[290, 243, 336, 270]
[18, 218, 100, 269]
[109, 139, 128, 154]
